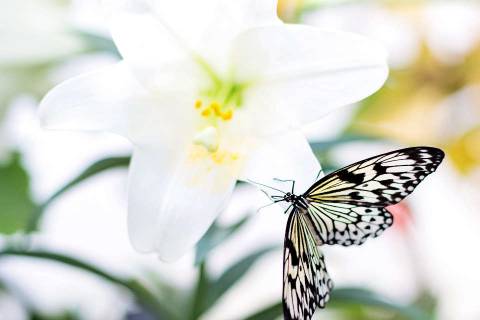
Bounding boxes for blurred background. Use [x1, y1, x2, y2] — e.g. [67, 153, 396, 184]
[0, 0, 479, 319]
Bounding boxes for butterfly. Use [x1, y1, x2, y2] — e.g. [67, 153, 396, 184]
[260, 146, 444, 320]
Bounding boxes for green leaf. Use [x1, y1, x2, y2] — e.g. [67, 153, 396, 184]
[243, 301, 282, 320]
[27, 156, 130, 232]
[309, 134, 384, 154]
[145, 271, 189, 320]
[194, 246, 279, 318]
[329, 287, 431, 320]
[242, 287, 431, 320]
[0, 153, 36, 234]
[0, 248, 172, 319]
[309, 134, 388, 174]
[75, 30, 120, 57]
[412, 290, 437, 319]
[189, 262, 210, 320]
[195, 215, 250, 265]
[30, 310, 81, 320]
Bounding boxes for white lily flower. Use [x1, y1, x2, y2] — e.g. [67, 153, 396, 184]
[39, 0, 388, 261]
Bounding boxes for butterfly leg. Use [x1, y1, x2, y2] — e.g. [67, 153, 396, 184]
[256, 199, 285, 213]
[283, 203, 293, 215]
[259, 189, 284, 202]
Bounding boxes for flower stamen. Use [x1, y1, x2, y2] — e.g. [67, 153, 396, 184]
[221, 109, 233, 121]
[211, 102, 222, 116]
[194, 100, 235, 121]
[201, 108, 211, 117]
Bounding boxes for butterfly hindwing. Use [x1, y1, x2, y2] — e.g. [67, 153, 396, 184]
[306, 204, 393, 246]
[283, 210, 333, 320]
[303, 147, 444, 246]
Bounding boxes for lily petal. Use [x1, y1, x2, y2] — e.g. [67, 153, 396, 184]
[240, 129, 321, 195]
[39, 62, 146, 136]
[104, 0, 220, 65]
[199, 0, 281, 70]
[128, 145, 239, 261]
[105, 0, 281, 77]
[231, 25, 389, 126]
[39, 62, 197, 145]
[104, 0, 219, 90]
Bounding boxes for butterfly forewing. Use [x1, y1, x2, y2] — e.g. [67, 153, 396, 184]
[283, 210, 333, 320]
[302, 147, 444, 246]
[305, 147, 444, 206]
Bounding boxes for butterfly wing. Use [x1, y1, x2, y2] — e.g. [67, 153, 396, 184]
[283, 210, 333, 320]
[303, 147, 444, 246]
[305, 203, 393, 246]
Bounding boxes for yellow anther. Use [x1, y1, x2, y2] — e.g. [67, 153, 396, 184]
[195, 99, 234, 121]
[201, 108, 211, 117]
[210, 102, 222, 116]
[221, 109, 233, 121]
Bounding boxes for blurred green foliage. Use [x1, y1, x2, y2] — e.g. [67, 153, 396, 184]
[27, 156, 130, 232]
[31, 311, 81, 320]
[0, 64, 54, 118]
[0, 153, 35, 234]
[0, 218, 432, 320]
[195, 215, 251, 265]
[243, 287, 432, 320]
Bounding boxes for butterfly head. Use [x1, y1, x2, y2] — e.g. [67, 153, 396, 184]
[282, 192, 309, 211]
[283, 192, 295, 202]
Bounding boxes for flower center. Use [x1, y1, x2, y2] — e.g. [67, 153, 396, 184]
[191, 80, 246, 154]
[194, 99, 233, 122]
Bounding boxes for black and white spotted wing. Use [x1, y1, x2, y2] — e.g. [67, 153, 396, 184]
[283, 210, 333, 320]
[303, 147, 444, 246]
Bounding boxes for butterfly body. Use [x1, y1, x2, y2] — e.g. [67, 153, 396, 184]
[275, 147, 445, 320]
[283, 192, 309, 211]
[282, 194, 324, 246]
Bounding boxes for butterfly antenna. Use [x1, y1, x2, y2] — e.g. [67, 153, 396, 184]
[273, 178, 296, 194]
[258, 188, 272, 200]
[246, 179, 286, 194]
[273, 178, 295, 183]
